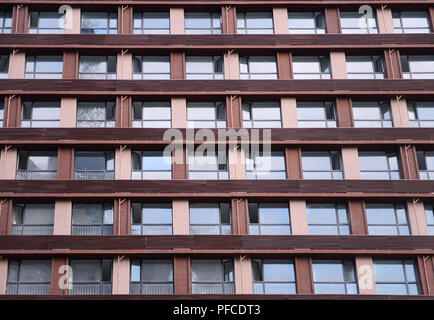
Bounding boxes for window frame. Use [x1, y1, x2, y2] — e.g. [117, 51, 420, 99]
[239, 55, 278, 80]
[392, 11, 431, 34]
[292, 55, 331, 79]
[237, 12, 274, 34]
[185, 56, 224, 80]
[248, 203, 291, 235]
[358, 151, 401, 180]
[133, 11, 170, 34]
[184, 12, 222, 34]
[296, 101, 337, 128]
[191, 259, 235, 294]
[132, 55, 171, 80]
[71, 202, 114, 236]
[189, 203, 232, 235]
[0, 11, 12, 34]
[12, 203, 55, 235]
[6, 260, 51, 295]
[352, 101, 393, 128]
[288, 11, 326, 34]
[21, 101, 61, 128]
[417, 150, 434, 180]
[301, 150, 343, 179]
[131, 150, 172, 180]
[423, 203, 434, 235]
[16, 150, 58, 180]
[245, 151, 287, 180]
[28, 11, 64, 34]
[76, 101, 116, 128]
[130, 259, 174, 294]
[365, 203, 410, 236]
[346, 55, 385, 79]
[0, 54, 9, 78]
[25, 55, 63, 79]
[242, 101, 282, 128]
[188, 149, 229, 180]
[187, 101, 227, 128]
[74, 150, 115, 180]
[401, 55, 434, 79]
[373, 259, 420, 295]
[131, 203, 173, 235]
[132, 101, 172, 128]
[340, 11, 378, 34]
[81, 12, 118, 34]
[312, 259, 358, 294]
[408, 101, 434, 127]
[78, 55, 117, 80]
[251, 259, 296, 294]
[306, 203, 350, 235]
[69, 259, 113, 295]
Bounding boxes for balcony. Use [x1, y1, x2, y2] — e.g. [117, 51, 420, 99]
[74, 171, 114, 180]
[71, 225, 113, 236]
[130, 283, 173, 295]
[16, 171, 57, 180]
[7, 283, 50, 295]
[69, 283, 112, 295]
[11, 225, 53, 235]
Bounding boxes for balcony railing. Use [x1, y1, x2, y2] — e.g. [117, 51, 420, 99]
[74, 171, 115, 180]
[131, 225, 172, 235]
[130, 283, 173, 295]
[11, 225, 53, 235]
[69, 283, 112, 295]
[191, 283, 235, 294]
[253, 282, 297, 294]
[16, 171, 57, 180]
[71, 225, 113, 236]
[7, 283, 50, 295]
[190, 225, 232, 235]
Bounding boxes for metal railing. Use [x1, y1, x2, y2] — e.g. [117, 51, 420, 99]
[69, 283, 112, 295]
[74, 171, 115, 180]
[12, 225, 53, 235]
[71, 225, 113, 236]
[130, 283, 173, 295]
[16, 171, 57, 180]
[7, 283, 50, 295]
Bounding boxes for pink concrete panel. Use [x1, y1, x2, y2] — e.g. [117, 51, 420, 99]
[281, 97, 298, 128]
[0, 258, 7, 294]
[290, 200, 309, 235]
[53, 200, 72, 235]
[341, 147, 361, 179]
[116, 53, 132, 80]
[355, 257, 377, 294]
[377, 8, 394, 34]
[0, 148, 17, 180]
[170, 8, 185, 34]
[273, 8, 289, 34]
[234, 256, 253, 294]
[60, 98, 77, 128]
[330, 52, 347, 79]
[171, 98, 187, 128]
[407, 200, 429, 235]
[8, 51, 25, 79]
[112, 256, 130, 294]
[229, 147, 246, 180]
[391, 98, 410, 128]
[115, 147, 132, 180]
[65, 8, 81, 34]
[173, 200, 189, 235]
[224, 52, 240, 80]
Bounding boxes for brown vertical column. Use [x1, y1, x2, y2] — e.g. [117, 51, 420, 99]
[429, 8, 434, 32]
[0, 199, 12, 235]
[336, 97, 353, 128]
[226, 96, 242, 128]
[174, 257, 190, 294]
[63, 52, 79, 79]
[221, 6, 237, 34]
[114, 198, 130, 235]
[4, 96, 21, 128]
[173, 148, 188, 179]
[116, 96, 132, 128]
[277, 52, 292, 80]
[11, 5, 28, 34]
[348, 200, 368, 235]
[417, 256, 434, 295]
[231, 198, 249, 235]
[57, 148, 74, 180]
[294, 257, 313, 294]
[118, 5, 133, 34]
[384, 49, 403, 79]
[285, 148, 302, 179]
[171, 52, 186, 80]
[399, 145, 419, 180]
[325, 7, 340, 34]
[50, 257, 69, 295]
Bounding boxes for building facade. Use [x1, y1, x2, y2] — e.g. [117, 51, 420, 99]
[0, 0, 433, 298]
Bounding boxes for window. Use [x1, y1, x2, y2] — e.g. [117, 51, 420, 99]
[408, 101, 434, 127]
[393, 11, 431, 34]
[71, 203, 113, 235]
[307, 203, 350, 235]
[237, 12, 274, 34]
[252, 259, 296, 294]
[132, 101, 171, 128]
[133, 12, 170, 34]
[185, 12, 221, 34]
[21, 101, 60, 128]
[312, 260, 358, 294]
[240, 56, 278, 79]
[131, 203, 172, 235]
[133, 56, 171, 80]
[7, 260, 51, 295]
[288, 12, 325, 34]
[248, 203, 291, 235]
[132, 150, 172, 179]
[0, 11, 12, 33]
[366, 203, 410, 235]
[417, 151, 434, 179]
[25, 55, 63, 79]
[12, 203, 54, 235]
[297, 101, 337, 128]
[246, 151, 286, 179]
[243, 102, 282, 128]
[29, 11, 63, 34]
[359, 151, 400, 180]
[292, 56, 331, 79]
[81, 12, 117, 34]
[190, 203, 232, 235]
[352, 101, 392, 127]
[74, 151, 114, 180]
[69, 260, 113, 295]
[340, 11, 378, 34]
[77, 101, 115, 127]
[79, 56, 117, 79]
[401, 55, 434, 79]
[302, 151, 343, 179]
[16, 150, 58, 180]
[187, 101, 226, 128]
[424, 204, 434, 235]
[130, 260, 173, 294]
[186, 56, 224, 79]
[191, 260, 235, 294]
[346, 56, 384, 79]
[188, 149, 229, 179]
[0, 100, 3, 127]
[374, 260, 419, 295]
[0, 55, 9, 78]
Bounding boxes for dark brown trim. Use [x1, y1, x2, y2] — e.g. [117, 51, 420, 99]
[11, 5, 28, 34]
[336, 97, 353, 128]
[118, 5, 133, 35]
[174, 256, 190, 294]
[170, 52, 185, 80]
[429, 7, 434, 32]
[0, 199, 12, 235]
[57, 147, 74, 180]
[172, 147, 188, 179]
[221, 5, 237, 34]
[277, 52, 291, 80]
[325, 7, 341, 34]
[62, 52, 79, 79]
[294, 257, 314, 294]
[226, 95, 243, 128]
[114, 198, 130, 235]
[285, 148, 302, 179]
[348, 200, 368, 235]
[399, 145, 420, 180]
[50, 257, 68, 295]
[384, 49, 403, 79]
[231, 198, 249, 235]
[4, 95, 21, 128]
[116, 96, 132, 128]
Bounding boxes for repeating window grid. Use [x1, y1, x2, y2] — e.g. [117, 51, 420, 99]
[292, 56, 331, 79]
[346, 56, 384, 79]
[248, 203, 291, 235]
[132, 56, 171, 80]
[184, 12, 222, 34]
[251, 259, 297, 294]
[185, 56, 224, 80]
[307, 203, 350, 235]
[133, 12, 170, 34]
[374, 260, 420, 295]
[131, 203, 173, 235]
[0, 54, 9, 78]
[296, 101, 337, 128]
[6, 260, 51, 295]
[131, 150, 172, 180]
[191, 259, 235, 294]
[28, 11, 64, 34]
[130, 260, 174, 295]
[237, 12, 274, 34]
[0, 11, 12, 33]
[302, 151, 343, 180]
[408, 101, 434, 127]
[25, 55, 63, 79]
[242, 102, 282, 128]
[188, 150, 229, 180]
[423, 204, 434, 235]
[392, 11, 431, 34]
[69, 260, 113, 295]
[352, 101, 393, 128]
[288, 12, 326, 34]
[189, 203, 232, 235]
[359, 151, 401, 180]
[16, 151, 58, 180]
[245, 151, 287, 179]
[366, 204, 410, 236]
[132, 101, 172, 128]
[21, 101, 61, 128]
[12, 204, 54, 235]
[187, 102, 227, 128]
[312, 260, 358, 294]
[417, 151, 434, 180]
[71, 203, 114, 236]
[79, 56, 117, 80]
[76, 101, 116, 128]
[340, 11, 378, 34]
[401, 55, 434, 79]
[81, 12, 117, 34]
[239, 56, 278, 79]
[74, 151, 115, 180]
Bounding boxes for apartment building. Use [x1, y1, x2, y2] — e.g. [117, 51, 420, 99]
[0, 0, 433, 298]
